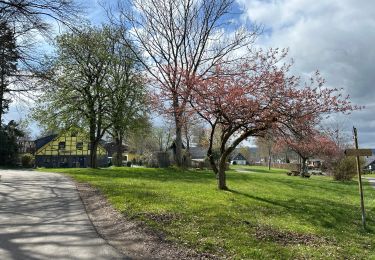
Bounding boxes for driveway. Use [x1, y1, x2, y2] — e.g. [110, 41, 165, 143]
[0, 169, 126, 260]
[365, 177, 375, 189]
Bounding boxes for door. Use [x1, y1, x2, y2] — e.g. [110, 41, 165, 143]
[78, 157, 85, 168]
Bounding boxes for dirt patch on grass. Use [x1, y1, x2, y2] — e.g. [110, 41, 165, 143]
[255, 225, 334, 247]
[136, 212, 181, 224]
[75, 182, 219, 260]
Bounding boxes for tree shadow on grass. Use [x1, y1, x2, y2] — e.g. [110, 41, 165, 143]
[65, 167, 217, 184]
[228, 188, 375, 236]
[232, 168, 284, 174]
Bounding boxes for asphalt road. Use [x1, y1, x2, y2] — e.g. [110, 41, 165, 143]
[0, 169, 126, 260]
[365, 177, 375, 188]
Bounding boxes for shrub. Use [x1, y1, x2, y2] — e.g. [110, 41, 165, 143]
[21, 153, 34, 168]
[333, 157, 364, 181]
[126, 161, 132, 167]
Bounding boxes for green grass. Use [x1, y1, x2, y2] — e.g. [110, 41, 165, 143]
[38, 166, 375, 259]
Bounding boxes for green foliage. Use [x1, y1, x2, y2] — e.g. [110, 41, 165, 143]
[32, 24, 148, 168]
[0, 21, 19, 122]
[333, 157, 365, 181]
[21, 153, 34, 168]
[0, 121, 24, 166]
[39, 166, 375, 259]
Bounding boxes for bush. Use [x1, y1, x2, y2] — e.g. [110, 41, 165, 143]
[126, 161, 132, 167]
[21, 153, 34, 168]
[333, 157, 364, 181]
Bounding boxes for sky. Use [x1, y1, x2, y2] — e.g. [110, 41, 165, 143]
[5, 0, 375, 147]
[237, 0, 375, 147]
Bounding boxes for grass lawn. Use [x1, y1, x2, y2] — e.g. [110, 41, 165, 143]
[38, 166, 375, 259]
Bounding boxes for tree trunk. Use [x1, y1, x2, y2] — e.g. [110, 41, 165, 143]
[207, 149, 218, 176]
[0, 48, 5, 124]
[0, 74, 5, 124]
[90, 141, 98, 168]
[175, 117, 183, 167]
[89, 123, 97, 168]
[217, 157, 228, 190]
[268, 147, 271, 170]
[206, 125, 218, 175]
[115, 135, 123, 167]
[301, 157, 307, 177]
[0, 94, 3, 123]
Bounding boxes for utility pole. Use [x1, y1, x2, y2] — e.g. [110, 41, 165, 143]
[353, 126, 366, 229]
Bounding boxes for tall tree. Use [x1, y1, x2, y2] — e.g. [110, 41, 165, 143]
[33, 26, 116, 168]
[111, 0, 259, 166]
[105, 27, 148, 167]
[0, 120, 24, 166]
[0, 21, 18, 123]
[189, 49, 357, 190]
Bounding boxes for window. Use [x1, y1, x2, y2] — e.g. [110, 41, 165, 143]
[76, 142, 83, 150]
[58, 142, 66, 150]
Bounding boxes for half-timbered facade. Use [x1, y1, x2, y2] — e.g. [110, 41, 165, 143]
[35, 133, 108, 168]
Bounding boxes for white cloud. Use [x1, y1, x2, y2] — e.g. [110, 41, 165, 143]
[237, 0, 375, 147]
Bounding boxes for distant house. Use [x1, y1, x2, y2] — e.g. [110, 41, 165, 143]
[230, 153, 248, 165]
[186, 146, 253, 166]
[229, 147, 253, 165]
[189, 146, 207, 161]
[307, 159, 323, 169]
[364, 156, 375, 172]
[34, 133, 108, 168]
[188, 146, 208, 167]
[104, 142, 139, 163]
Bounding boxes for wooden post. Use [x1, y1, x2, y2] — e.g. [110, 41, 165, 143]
[353, 126, 366, 229]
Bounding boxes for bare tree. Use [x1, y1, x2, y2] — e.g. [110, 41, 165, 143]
[0, 0, 81, 121]
[153, 122, 174, 152]
[255, 130, 275, 170]
[320, 119, 351, 150]
[109, 0, 259, 166]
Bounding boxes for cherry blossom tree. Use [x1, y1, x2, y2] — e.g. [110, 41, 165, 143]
[274, 131, 341, 176]
[188, 49, 357, 190]
[110, 0, 259, 166]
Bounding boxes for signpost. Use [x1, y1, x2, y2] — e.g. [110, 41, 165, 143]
[344, 149, 372, 157]
[344, 127, 372, 230]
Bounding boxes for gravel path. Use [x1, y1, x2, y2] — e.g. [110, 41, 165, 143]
[0, 169, 126, 260]
[0, 169, 218, 260]
[365, 177, 375, 188]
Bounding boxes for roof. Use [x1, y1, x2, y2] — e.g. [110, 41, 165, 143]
[232, 153, 247, 161]
[365, 156, 375, 166]
[34, 134, 58, 150]
[229, 147, 253, 161]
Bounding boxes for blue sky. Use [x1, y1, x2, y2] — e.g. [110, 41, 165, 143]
[5, 0, 375, 147]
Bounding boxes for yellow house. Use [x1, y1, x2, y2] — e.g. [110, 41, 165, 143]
[123, 152, 139, 162]
[104, 142, 141, 165]
[35, 133, 108, 168]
